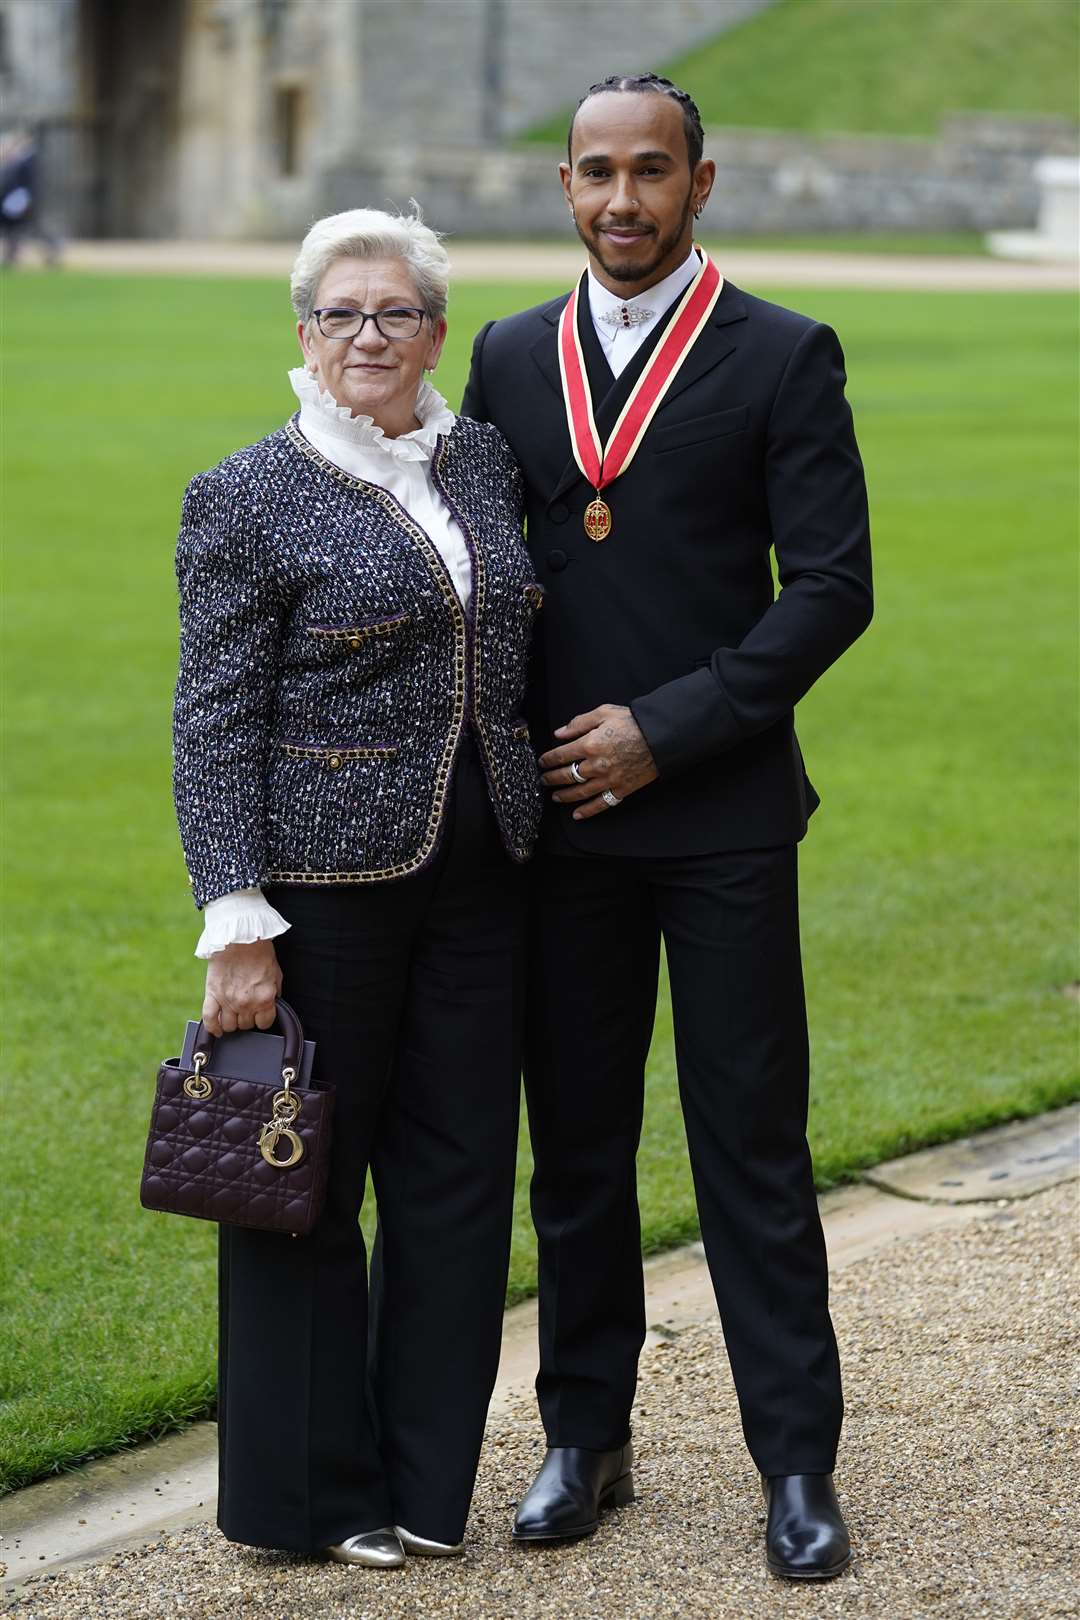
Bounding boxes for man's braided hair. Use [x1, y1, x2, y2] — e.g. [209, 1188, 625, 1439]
[569, 74, 705, 170]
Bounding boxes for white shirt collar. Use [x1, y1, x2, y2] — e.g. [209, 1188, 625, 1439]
[288, 366, 456, 465]
[586, 245, 702, 329]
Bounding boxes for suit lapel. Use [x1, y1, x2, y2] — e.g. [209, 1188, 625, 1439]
[528, 295, 570, 399]
[660, 280, 747, 409]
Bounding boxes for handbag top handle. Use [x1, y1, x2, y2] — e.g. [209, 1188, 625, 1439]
[190, 997, 305, 1082]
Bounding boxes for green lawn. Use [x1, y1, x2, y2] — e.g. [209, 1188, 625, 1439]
[524, 0, 1080, 140]
[2, 272, 1077, 1492]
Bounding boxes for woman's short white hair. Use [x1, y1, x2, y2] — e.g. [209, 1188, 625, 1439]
[290, 204, 450, 325]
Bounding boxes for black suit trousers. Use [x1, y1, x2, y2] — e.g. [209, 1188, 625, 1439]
[524, 841, 843, 1475]
[216, 737, 525, 1551]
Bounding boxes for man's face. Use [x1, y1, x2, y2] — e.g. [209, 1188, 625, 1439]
[559, 92, 713, 293]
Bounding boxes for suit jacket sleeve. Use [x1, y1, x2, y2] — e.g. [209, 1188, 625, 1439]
[460, 321, 495, 422]
[172, 471, 284, 907]
[630, 321, 873, 777]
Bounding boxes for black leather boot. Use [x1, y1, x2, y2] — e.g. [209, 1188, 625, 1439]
[512, 1444, 635, 1541]
[762, 1473, 851, 1579]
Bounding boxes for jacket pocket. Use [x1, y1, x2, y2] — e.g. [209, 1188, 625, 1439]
[279, 739, 399, 770]
[306, 612, 411, 650]
[651, 405, 749, 454]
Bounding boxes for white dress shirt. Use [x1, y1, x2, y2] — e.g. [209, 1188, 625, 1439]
[586, 246, 702, 378]
[193, 369, 468, 959]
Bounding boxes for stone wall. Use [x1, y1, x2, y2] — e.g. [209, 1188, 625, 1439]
[356, 0, 773, 146]
[0, 0, 77, 120]
[327, 116, 1080, 238]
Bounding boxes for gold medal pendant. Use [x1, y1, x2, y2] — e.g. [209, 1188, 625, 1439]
[584, 497, 612, 542]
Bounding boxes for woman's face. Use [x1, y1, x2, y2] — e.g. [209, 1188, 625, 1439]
[297, 255, 447, 431]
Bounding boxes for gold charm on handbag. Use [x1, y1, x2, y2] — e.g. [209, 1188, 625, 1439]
[258, 1078, 304, 1169]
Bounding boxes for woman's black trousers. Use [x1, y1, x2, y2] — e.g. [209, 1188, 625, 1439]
[216, 737, 526, 1551]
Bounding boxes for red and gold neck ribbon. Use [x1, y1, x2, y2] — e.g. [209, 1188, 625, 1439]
[557, 247, 724, 538]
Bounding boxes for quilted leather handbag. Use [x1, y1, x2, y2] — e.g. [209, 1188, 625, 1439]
[140, 999, 334, 1237]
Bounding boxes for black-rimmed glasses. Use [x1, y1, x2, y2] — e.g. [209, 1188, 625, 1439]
[313, 306, 427, 341]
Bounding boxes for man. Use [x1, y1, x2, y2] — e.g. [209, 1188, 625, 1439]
[0, 129, 61, 268]
[462, 73, 872, 1581]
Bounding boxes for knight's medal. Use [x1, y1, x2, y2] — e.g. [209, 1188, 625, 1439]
[583, 496, 612, 542]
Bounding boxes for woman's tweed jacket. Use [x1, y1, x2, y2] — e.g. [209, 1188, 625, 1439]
[173, 414, 543, 907]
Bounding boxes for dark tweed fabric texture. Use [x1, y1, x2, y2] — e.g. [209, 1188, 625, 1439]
[173, 414, 542, 907]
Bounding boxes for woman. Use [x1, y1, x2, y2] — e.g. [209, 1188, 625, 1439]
[172, 208, 542, 1566]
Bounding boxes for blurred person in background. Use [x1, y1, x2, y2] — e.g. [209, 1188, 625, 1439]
[172, 207, 541, 1568]
[0, 128, 61, 267]
[464, 74, 872, 1580]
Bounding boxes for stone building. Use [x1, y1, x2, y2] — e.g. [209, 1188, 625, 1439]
[0, 0, 768, 238]
[3, 0, 1073, 240]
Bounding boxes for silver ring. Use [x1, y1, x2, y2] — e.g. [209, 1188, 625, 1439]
[569, 760, 586, 785]
[601, 789, 621, 808]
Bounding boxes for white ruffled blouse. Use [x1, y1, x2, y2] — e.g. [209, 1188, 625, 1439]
[193, 368, 470, 959]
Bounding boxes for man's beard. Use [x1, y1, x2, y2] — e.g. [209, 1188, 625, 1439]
[574, 186, 694, 285]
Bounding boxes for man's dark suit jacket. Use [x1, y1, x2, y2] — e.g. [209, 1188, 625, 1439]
[461, 275, 873, 857]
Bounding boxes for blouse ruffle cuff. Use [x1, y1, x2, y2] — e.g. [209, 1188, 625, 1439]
[195, 887, 292, 960]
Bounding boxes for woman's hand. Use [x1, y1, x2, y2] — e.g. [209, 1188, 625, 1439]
[203, 940, 282, 1035]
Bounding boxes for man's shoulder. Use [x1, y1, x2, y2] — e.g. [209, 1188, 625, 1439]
[476, 279, 823, 356]
[724, 280, 821, 344]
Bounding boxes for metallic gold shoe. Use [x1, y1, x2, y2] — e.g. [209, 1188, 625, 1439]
[325, 1528, 406, 1567]
[395, 1524, 465, 1557]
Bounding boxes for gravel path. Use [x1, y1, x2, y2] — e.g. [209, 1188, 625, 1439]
[7, 1180, 1077, 1620]
[50, 239, 1080, 291]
